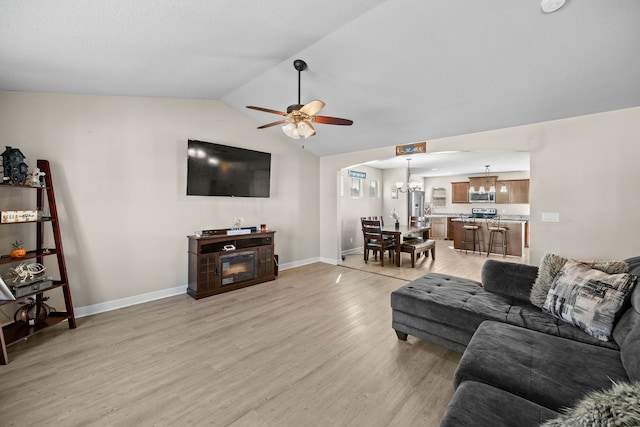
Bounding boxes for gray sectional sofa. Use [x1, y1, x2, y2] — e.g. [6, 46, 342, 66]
[390, 256, 640, 426]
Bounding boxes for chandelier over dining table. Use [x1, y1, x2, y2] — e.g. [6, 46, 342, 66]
[395, 158, 422, 193]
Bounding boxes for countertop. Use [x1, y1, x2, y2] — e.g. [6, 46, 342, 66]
[427, 213, 529, 221]
[450, 217, 527, 224]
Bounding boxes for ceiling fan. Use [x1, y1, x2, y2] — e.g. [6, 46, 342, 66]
[246, 59, 353, 140]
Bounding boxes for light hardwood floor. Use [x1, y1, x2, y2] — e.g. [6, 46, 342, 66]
[0, 241, 528, 426]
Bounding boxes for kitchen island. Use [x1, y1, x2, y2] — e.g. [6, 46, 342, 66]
[449, 217, 527, 257]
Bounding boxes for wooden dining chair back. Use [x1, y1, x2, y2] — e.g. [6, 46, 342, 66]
[361, 219, 395, 266]
[361, 216, 384, 226]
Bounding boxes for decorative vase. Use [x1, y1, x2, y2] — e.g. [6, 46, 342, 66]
[395, 221, 400, 230]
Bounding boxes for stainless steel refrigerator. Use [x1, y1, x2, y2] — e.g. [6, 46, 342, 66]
[407, 190, 425, 220]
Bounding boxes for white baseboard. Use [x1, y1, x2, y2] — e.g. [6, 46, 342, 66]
[74, 258, 332, 319]
[74, 285, 188, 318]
[279, 257, 323, 269]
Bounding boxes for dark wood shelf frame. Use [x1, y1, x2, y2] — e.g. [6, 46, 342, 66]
[0, 160, 76, 364]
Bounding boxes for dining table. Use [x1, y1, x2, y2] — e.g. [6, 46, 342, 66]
[380, 223, 431, 267]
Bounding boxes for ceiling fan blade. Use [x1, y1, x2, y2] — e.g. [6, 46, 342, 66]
[257, 119, 288, 129]
[299, 100, 325, 116]
[313, 115, 354, 126]
[246, 106, 287, 116]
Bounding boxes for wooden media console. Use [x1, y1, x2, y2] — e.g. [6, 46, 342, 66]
[187, 230, 276, 299]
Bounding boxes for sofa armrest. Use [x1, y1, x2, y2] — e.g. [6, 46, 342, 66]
[481, 260, 539, 303]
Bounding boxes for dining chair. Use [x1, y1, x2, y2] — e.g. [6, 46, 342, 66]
[362, 219, 396, 266]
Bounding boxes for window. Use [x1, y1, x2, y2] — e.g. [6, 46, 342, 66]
[350, 178, 363, 198]
[369, 180, 379, 198]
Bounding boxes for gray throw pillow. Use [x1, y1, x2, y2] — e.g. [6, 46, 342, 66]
[542, 381, 640, 427]
[529, 253, 629, 308]
[543, 260, 637, 341]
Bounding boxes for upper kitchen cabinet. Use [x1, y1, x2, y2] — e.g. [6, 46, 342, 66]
[495, 181, 510, 204]
[451, 182, 469, 204]
[468, 176, 497, 193]
[496, 179, 530, 204]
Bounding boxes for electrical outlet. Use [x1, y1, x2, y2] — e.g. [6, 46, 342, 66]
[541, 212, 560, 222]
[350, 237, 353, 243]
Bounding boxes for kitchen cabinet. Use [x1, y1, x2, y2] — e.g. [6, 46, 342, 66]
[495, 179, 530, 204]
[450, 218, 526, 257]
[447, 217, 456, 240]
[430, 217, 447, 240]
[469, 175, 497, 192]
[510, 179, 530, 204]
[495, 181, 510, 204]
[451, 182, 469, 204]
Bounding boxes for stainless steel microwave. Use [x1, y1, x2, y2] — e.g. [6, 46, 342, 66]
[469, 192, 495, 203]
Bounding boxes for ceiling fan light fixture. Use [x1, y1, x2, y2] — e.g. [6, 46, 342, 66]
[282, 123, 300, 139]
[296, 120, 315, 138]
[541, 0, 565, 13]
[282, 120, 315, 139]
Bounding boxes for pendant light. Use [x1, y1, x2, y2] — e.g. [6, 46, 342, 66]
[395, 158, 421, 193]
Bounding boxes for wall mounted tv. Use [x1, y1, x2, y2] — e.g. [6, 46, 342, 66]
[187, 140, 271, 197]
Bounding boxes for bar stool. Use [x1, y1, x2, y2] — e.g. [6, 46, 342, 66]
[460, 215, 481, 254]
[486, 217, 508, 258]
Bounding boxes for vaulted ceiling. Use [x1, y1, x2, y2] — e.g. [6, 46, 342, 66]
[2, 0, 639, 161]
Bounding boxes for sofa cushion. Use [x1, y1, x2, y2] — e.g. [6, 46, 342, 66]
[541, 381, 640, 427]
[454, 321, 629, 411]
[440, 380, 559, 427]
[614, 260, 640, 381]
[481, 259, 539, 303]
[391, 273, 620, 351]
[505, 304, 619, 349]
[390, 273, 510, 332]
[530, 253, 629, 308]
[543, 260, 637, 341]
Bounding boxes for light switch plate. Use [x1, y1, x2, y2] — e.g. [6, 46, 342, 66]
[541, 212, 560, 222]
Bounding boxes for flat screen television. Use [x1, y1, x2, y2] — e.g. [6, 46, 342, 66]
[187, 140, 271, 197]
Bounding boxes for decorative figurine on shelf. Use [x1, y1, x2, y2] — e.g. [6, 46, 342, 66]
[1, 146, 29, 185]
[9, 240, 26, 259]
[27, 167, 45, 187]
[8, 263, 46, 283]
[391, 208, 401, 229]
[231, 217, 244, 230]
